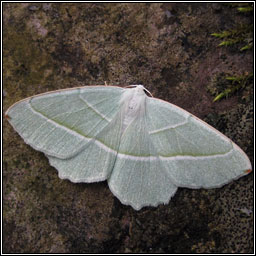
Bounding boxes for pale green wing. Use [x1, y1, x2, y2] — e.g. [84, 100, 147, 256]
[6, 86, 125, 182]
[48, 109, 123, 182]
[108, 110, 178, 210]
[6, 86, 124, 158]
[146, 97, 252, 189]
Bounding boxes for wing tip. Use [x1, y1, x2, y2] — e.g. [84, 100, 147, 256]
[5, 114, 11, 120]
[244, 169, 252, 174]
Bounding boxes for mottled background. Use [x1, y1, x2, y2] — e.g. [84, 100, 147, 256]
[3, 3, 253, 253]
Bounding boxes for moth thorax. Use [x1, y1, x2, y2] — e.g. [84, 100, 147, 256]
[122, 94, 145, 131]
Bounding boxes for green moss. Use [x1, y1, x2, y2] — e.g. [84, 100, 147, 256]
[207, 72, 253, 102]
[211, 24, 253, 51]
[210, 4, 253, 102]
[211, 3, 253, 52]
[237, 6, 253, 12]
[213, 73, 253, 102]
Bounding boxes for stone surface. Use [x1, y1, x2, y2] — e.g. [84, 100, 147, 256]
[3, 3, 253, 253]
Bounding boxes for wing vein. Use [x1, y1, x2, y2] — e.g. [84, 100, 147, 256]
[149, 119, 188, 134]
[78, 94, 111, 122]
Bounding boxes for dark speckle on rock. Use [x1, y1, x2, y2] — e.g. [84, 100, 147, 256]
[42, 3, 52, 12]
[212, 3, 222, 12]
[3, 2, 253, 253]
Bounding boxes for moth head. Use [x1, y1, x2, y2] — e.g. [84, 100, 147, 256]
[129, 85, 153, 97]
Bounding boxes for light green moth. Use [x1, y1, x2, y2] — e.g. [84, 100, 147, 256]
[5, 85, 252, 210]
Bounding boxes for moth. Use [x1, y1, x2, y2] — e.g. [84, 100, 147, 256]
[5, 85, 251, 210]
